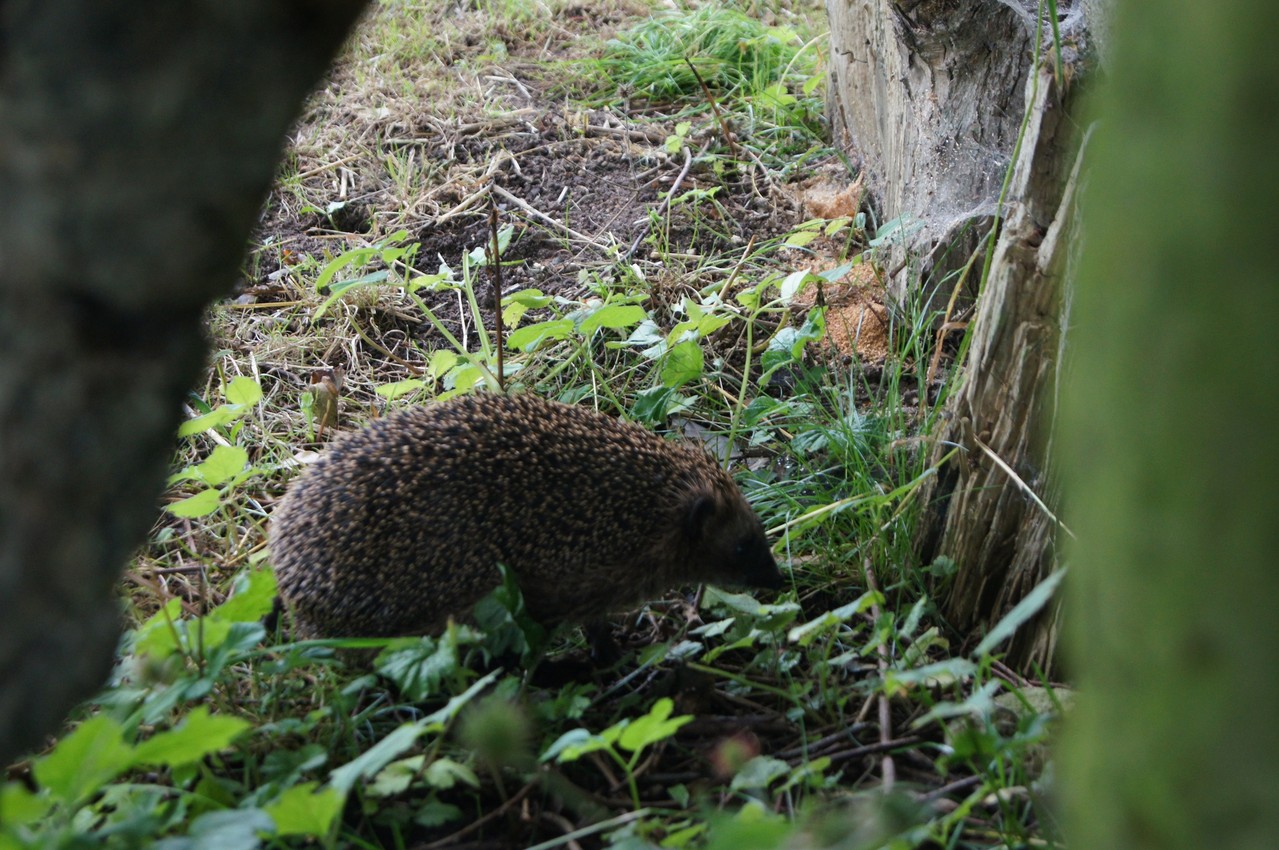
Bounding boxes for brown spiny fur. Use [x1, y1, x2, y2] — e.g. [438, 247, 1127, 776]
[270, 393, 782, 638]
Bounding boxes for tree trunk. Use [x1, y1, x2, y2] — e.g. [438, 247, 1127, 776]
[0, 0, 367, 764]
[914, 56, 1086, 673]
[827, 0, 1094, 672]
[825, 0, 1032, 297]
[1061, 0, 1279, 846]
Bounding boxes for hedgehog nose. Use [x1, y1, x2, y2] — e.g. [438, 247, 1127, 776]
[752, 554, 785, 590]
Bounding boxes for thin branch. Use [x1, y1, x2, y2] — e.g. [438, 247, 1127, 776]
[862, 557, 897, 793]
[488, 187, 505, 392]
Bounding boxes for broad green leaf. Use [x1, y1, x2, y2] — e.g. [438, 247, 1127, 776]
[786, 591, 882, 646]
[694, 312, 733, 336]
[442, 361, 486, 394]
[419, 670, 503, 731]
[156, 808, 275, 850]
[823, 216, 853, 236]
[661, 340, 704, 388]
[618, 698, 693, 754]
[886, 657, 979, 690]
[914, 679, 1001, 728]
[579, 304, 648, 336]
[224, 377, 263, 406]
[328, 723, 429, 793]
[0, 781, 52, 825]
[34, 715, 132, 804]
[423, 758, 480, 790]
[428, 349, 459, 379]
[197, 445, 248, 487]
[506, 319, 574, 351]
[818, 261, 854, 282]
[664, 824, 707, 848]
[376, 379, 427, 400]
[505, 288, 553, 309]
[729, 756, 791, 792]
[132, 598, 185, 658]
[313, 270, 392, 320]
[702, 801, 792, 850]
[131, 706, 250, 769]
[177, 406, 238, 438]
[778, 269, 812, 302]
[783, 229, 819, 248]
[542, 728, 615, 763]
[263, 782, 345, 837]
[415, 799, 463, 827]
[631, 386, 676, 424]
[210, 567, 277, 623]
[369, 756, 425, 797]
[375, 636, 461, 702]
[167, 488, 221, 518]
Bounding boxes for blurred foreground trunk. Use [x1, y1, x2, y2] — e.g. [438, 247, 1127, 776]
[826, 0, 1095, 672]
[1061, 0, 1279, 846]
[0, 0, 367, 764]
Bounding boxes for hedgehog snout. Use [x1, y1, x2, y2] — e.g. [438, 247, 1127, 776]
[740, 537, 784, 590]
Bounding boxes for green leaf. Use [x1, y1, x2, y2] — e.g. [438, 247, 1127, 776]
[375, 636, 464, 702]
[729, 756, 791, 792]
[313, 270, 392, 320]
[823, 217, 853, 236]
[376, 378, 427, 400]
[177, 406, 239, 438]
[0, 781, 52, 825]
[34, 715, 133, 804]
[702, 801, 793, 850]
[542, 728, 616, 763]
[618, 698, 693, 754]
[414, 799, 463, 828]
[661, 340, 704, 388]
[818, 261, 854, 282]
[778, 269, 812, 302]
[579, 304, 648, 335]
[974, 568, 1067, 656]
[694, 312, 733, 336]
[506, 319, 574, 352]
[631, 386, 676, 424]
[155, 808, 275, 850]
[783, 230, 819, 248]
[786, 591, 882, 646]
[197, 445, 249, 487]
[210, 567, 277, 623]
[263, 782, 345, 838]
[423, 758, 480, 790]
[131, 706, 251, 769]
[428, 349, 459, 379]
[886, 658, 979, 690]
[132, 598, 185, 659]
[224, 377, 263, 407]
[505, 288, 554, 309]
[328, 723, 429, 794]
[167, 488, 221, 518]
[369, 756, 425, 797]
[419, 670, 504, 731]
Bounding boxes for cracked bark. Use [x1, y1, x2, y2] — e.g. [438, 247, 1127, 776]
[827, 0, 1095, 672]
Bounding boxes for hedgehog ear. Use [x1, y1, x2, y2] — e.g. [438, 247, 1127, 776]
[683, 491, 718, 543]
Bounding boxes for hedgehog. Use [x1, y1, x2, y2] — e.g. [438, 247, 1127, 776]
[269, 393, 783, 639]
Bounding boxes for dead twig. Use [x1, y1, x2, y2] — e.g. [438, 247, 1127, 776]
[488, 187, 505, 392]
[863, 557, 897, 793]
[683, 57, 740, 161]
[624, 143, 697, 261]
[490, 183, 608, 252]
